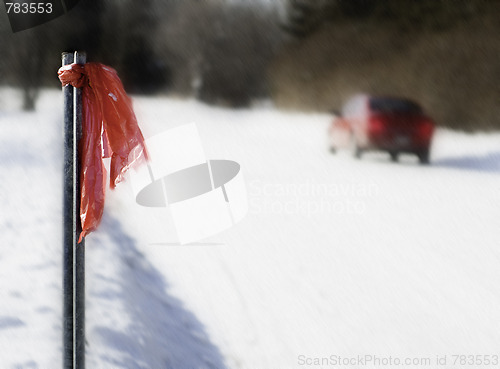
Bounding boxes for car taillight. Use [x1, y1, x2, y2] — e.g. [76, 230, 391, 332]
[368, 116, 385, 135]
[418, 120, 434, 139]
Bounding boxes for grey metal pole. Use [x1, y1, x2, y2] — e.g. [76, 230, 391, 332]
[62, 51, 75, 369]
[62, 50, 86, 369]
[73, 50, 86, 369]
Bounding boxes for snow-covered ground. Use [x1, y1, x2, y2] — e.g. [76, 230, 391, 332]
[1, 88, 499, 369]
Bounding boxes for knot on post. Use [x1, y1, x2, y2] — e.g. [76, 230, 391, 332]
[58, 63, 88, 88]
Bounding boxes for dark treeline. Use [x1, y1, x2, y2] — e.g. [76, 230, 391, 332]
[278, 0, 500, 130]
[0, 0, 282, 110]
[1, 0, 498, 130]
[282, 0, 492, 36]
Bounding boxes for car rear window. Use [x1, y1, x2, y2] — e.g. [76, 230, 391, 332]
[369, 98, 422, 114]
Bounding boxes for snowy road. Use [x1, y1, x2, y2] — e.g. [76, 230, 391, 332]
[1, 89, 499, 368]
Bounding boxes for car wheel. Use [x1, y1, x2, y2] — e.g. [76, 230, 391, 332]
[389, 151, 399, 162]
[417, 149, 430, 165]
[350, 134, 362, 159]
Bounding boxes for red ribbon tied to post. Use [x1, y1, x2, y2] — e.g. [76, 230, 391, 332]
[58, 63, 148, 242]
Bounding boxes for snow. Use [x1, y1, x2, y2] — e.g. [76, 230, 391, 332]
[1, 88, 499, 368]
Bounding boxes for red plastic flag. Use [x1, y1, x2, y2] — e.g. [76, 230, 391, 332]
[58, 62, 148, 242]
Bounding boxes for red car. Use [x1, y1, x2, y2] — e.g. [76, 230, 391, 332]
[328, 95, 435, 164]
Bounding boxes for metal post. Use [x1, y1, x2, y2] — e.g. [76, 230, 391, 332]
[73, 50, 86, 369]
[62, 51, 75, 369]
[62, 50, 86, 369]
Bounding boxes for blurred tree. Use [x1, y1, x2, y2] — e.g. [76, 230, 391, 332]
[374, 0, 482, 31]
[0, 0, 106, 110]
[153, 1, 210, 95]
[280, 0, 328, 37]
[280, 0, 487, 37]
[113, 0, 171, 93]
[61, 0, 105, 58]
[4, 27, 50, 111]
[198, 4, 283, 106]
[155, 1, 283, 106]
[0, 12, 10, 85]
[339, 0, 377, 18]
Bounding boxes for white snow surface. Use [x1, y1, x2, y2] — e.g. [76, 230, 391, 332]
[0, 88, 499, 369]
